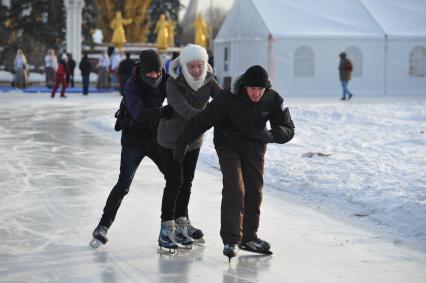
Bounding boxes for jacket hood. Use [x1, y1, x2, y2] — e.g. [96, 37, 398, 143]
[230, 73, 272, 94]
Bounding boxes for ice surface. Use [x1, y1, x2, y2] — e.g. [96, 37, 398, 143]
[0, 92, 425, 282]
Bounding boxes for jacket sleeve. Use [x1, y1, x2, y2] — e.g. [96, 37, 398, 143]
[268, 94, 295, 144]
[176, 94, 228, 147]
[124, 79, 160, 121]
[166, 78, 201, 120]
[210, 78, 223, 99]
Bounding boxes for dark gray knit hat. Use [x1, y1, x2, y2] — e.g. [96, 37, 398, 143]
[139, 49, 161, 73]
[242, 65, 269, 88]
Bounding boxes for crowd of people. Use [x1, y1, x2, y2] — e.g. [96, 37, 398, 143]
[88, 44, 296, 262]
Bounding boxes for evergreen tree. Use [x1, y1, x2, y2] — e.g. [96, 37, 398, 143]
[82, 0, 99, 47]
[4, 0, 65, 70]
[147, 0, 182, 44]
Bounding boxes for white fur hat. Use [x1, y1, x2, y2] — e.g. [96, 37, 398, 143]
[179, 44, 208, 65]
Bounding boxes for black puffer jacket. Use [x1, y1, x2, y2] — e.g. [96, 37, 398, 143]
[121, 64, 168, 149]
[176, 75, 295, 156]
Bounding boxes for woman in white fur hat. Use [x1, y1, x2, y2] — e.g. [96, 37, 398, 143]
[157, 44, 222, 250]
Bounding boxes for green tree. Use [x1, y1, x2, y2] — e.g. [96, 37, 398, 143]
[147, 0, 182, 44]
[82, 0, 99, 47]
[2, 0, 65, 71]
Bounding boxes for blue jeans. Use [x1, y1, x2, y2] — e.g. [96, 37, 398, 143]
[99, 145, 164, 228]
[82, 75, 89, 95]
[341, 80, 353, 98]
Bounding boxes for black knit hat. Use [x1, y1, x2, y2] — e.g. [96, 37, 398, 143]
[139, 49, 161, 73]
[242, 65, 269, 88]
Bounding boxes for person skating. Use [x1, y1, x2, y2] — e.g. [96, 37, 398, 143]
[157, 44, 222, 248]
[90, 49, 174, 248]
[174, 65, 295, 261]
[51, 53, 69, 98]
[79, 54, 91, 95]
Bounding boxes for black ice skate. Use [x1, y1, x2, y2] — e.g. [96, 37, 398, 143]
[89, 225, 108, 248]
[223, 243, 239, 263]
[158, 220, 178, 254]
[188, 219, 205, 244]
[239, 238, 273, 255]
[174, 217, 194, 249]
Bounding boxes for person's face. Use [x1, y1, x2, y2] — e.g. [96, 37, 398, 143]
[246, 86, 265, 103]
[145, 71, 161, 79]
[186, 60, 204, 80]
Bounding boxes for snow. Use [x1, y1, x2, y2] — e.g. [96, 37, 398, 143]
[0, 92, 425, 282]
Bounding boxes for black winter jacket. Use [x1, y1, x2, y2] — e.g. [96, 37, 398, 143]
[121, 64, 168, 149]
[176, 76, 295, 157]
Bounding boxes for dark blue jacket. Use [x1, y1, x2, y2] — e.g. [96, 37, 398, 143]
[122, 64, 168, 149]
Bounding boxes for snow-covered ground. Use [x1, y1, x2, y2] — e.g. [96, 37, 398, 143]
[0, 91, 425, 282]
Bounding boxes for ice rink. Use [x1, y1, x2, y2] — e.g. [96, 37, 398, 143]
[0, 92, 425, 283]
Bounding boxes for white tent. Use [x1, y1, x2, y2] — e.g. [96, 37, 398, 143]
[360, 0, 426, 95]
[213, 0, 426, 96]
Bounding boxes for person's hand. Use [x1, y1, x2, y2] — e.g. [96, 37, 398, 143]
[160, 105, 174, 119]
[173, 144, 187, 162]
[260, 129, 274, 144]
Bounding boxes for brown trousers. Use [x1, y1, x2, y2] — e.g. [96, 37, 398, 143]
[216, 146, 265, 244]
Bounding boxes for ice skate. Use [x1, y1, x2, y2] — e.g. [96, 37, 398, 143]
[188, 219, 205, 244]
[89, 225, 108, 248]
[158, 220, 178, 254]
[174, 217, 194, 249]
[223, 243, 239, 262]
[240, 238, 273, 255]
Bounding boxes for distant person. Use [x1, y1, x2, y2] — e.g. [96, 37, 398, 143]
[14, 49, 29, 88]
[110, 50, 123, 89]
[338, 52, 354, 100]
[164, 51, 179, 75]
[117, 53, 134, 95]
[44, 49, 58, 88]
[51, 53, 69, 98]
[67, 53, 76, 88]
[97, 51, 110, 89]
[174, 65, 295, 261]
[79, 54, 92, 96]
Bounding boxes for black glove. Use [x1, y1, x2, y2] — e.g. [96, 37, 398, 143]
[173, 144, 187, 163]
[160, 105, 174, 119]
[260, 129, 274, 144]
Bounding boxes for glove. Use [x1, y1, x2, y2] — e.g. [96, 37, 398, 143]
[160, 105, 174, 119]
[173, 144, 187, 163]
[260, 129, 274, 144]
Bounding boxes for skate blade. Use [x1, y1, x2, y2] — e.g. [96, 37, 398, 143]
[193, 238, 205, 244]
[158, 246, 177, 255]
[239, 246, 273, 255]
[89, 238, 103, 248]
[178, 244, 192, 250]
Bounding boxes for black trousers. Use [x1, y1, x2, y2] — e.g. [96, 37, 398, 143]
[216, 146, 265, 245]
[159, 146, 200, 221]
[99, 144, 164, 228]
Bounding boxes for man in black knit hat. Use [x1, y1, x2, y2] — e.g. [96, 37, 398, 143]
[90, 49, 174, 248]
[174, 65, 295, 260]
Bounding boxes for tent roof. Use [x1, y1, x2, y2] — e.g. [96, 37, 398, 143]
[360, 0, 426, 38]
[216, 0, 385, 40]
